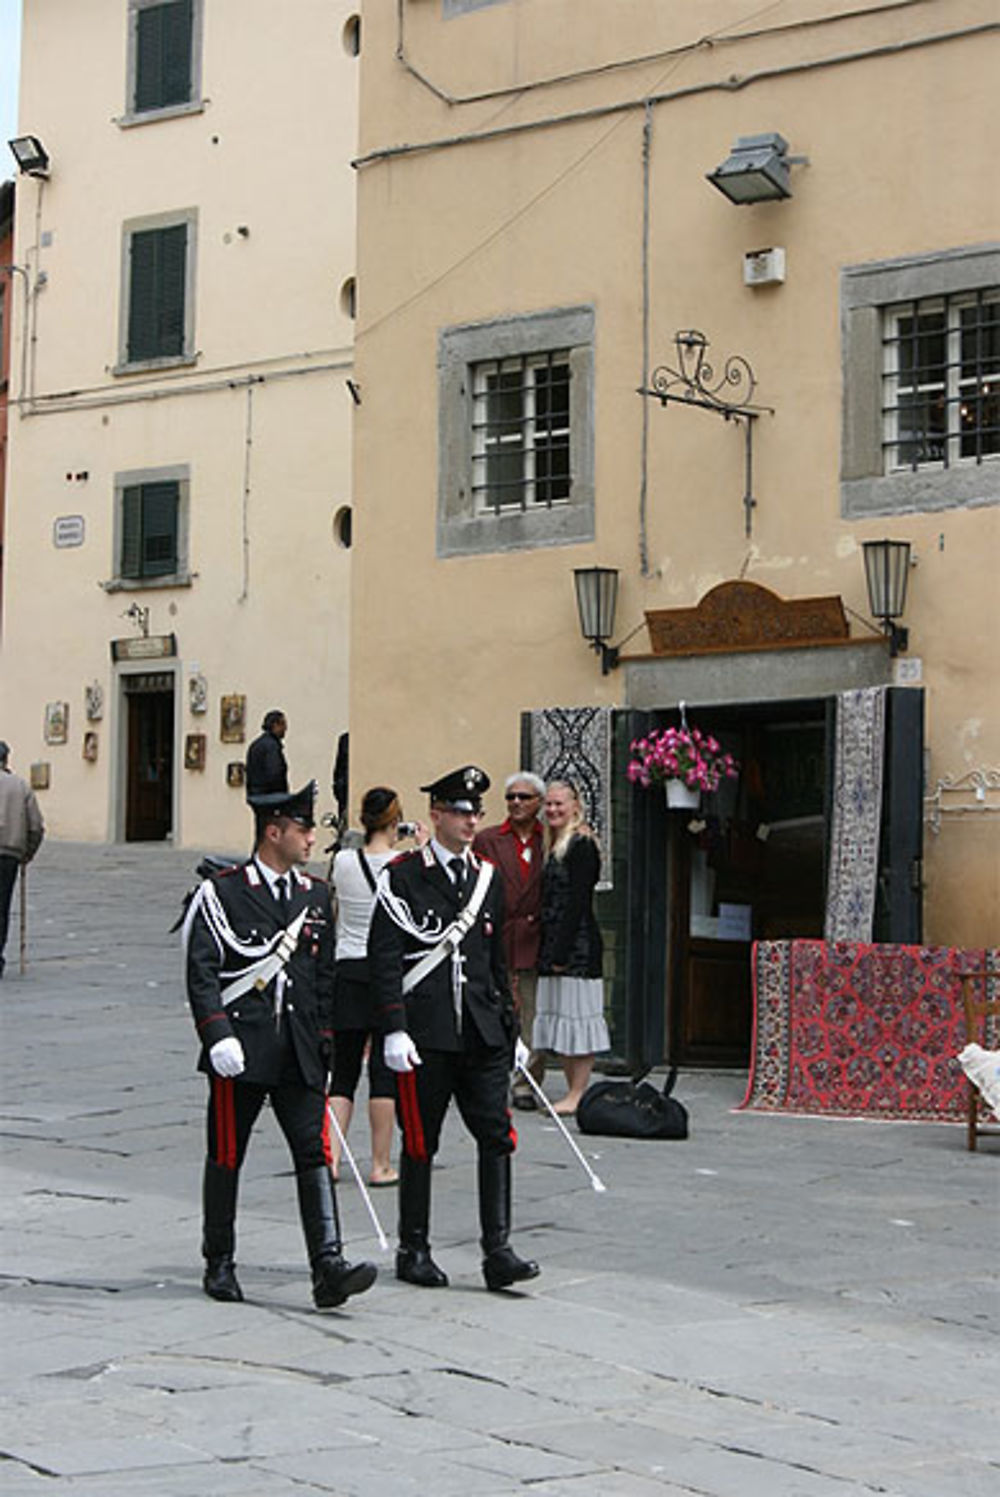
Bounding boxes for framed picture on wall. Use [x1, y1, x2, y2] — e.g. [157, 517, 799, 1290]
[82, 731, 99, 763]
[226, 761, 246, 789]
[220, 694, 246, 743]
[184, 733, 207, 771]
[30, 762, 51, 791]
[44, 701, 69, 745]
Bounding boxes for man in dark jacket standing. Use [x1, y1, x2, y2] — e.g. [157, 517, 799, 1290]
[0, 742, 45, 979]
[183, 780, 375, 1310]
[474, 771, 546, 1110]
[369, 765, 540, 1294]
[244, 710, 289, 799]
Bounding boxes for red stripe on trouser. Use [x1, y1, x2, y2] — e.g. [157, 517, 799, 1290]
[397, 1070, 428, 1163]
[321, 1098, 332, 1166]
[212, 1076, 237, 1169]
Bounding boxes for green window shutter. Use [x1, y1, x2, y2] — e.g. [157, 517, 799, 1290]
[121, 485, 144, 578]
[127, 223, 187, 363]
[120, 481, 179, 580]
[140, 481, 180, 577]
[135, 0, 193, 112]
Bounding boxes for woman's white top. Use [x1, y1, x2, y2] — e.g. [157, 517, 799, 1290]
[332, 847, 396, 960]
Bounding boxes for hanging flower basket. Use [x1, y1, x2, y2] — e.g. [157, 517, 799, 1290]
[627, 724, 739, 802]
[665, 778, 701, 810]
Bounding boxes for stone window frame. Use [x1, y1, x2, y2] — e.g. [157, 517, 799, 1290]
[443, 0, 509, 18]
[114, 208, 199, 375]
[120, 0, 205, 127]
[438, 305, 595, 557]
[840, 243, 1000, 518]
[106, 463, 192, 593]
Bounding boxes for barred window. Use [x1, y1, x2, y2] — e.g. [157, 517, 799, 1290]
[472, 352, 571, 513]
[883, 289, 999, 472]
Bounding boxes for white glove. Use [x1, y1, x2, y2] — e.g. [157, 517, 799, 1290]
[514, 1038, 531, 1073]
[209, 1036, 246, 1078]
[384, 1030, 422, 1073]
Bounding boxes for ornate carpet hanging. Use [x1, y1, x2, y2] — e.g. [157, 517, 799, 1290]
[527, 706, 613, 888]
[824, 686, 886, 941]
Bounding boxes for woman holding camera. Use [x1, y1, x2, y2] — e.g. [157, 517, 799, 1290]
[329, 787, 426, 1184]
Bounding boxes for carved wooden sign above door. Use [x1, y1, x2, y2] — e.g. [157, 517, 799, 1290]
[645, 581, 851, 657]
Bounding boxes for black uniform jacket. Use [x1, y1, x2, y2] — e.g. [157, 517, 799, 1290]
[369, 847, 515, 1053]
[185, 860, 334, 1090]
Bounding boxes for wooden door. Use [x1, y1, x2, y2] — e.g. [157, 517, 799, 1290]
[125, 678, 174, 841]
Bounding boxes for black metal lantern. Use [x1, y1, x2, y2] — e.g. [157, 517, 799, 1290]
[862, 539, 911, 655]
[574, 566, 620, 674]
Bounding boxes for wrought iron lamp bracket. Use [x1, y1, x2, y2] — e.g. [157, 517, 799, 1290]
[639, 330, 774, 538]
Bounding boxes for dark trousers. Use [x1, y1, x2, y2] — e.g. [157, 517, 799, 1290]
[207, 1075, 331, 1173]
[330, 1027, 395, 1101]
[395, 1032, 515, 1164]
[0, 855, 19, 973]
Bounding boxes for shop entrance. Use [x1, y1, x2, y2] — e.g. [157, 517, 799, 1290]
[666, 704, 827, 1067]
[124, 672, 174, 841]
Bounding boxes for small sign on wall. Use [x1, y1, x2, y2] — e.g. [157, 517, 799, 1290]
[53, 515, 85, 548]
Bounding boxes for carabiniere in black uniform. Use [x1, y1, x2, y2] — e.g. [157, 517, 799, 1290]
[369, 764, 540, 1292]
[183, 780, 375, 1310]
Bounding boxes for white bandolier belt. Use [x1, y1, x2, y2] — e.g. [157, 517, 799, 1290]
[181, 878, 307, 1025]
[376, 858, 494, 1031]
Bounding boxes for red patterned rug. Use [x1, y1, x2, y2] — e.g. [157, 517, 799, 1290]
[741, 941, 1000, 1122]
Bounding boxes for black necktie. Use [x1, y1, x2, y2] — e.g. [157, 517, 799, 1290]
[449, 857, 467, 901]
[276, 876, 290, 920]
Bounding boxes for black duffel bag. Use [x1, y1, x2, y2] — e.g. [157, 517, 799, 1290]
[576, 1067, 689, 1140]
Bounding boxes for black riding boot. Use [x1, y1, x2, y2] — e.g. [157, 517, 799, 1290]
[202, 1160, 243, 1302]
[396, 1153, 448, 1287]
[478, 1151, 540, 1292]
[296, 1165, 377, 1309]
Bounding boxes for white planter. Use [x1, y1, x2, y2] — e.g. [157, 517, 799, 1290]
[665, 779, 700, 810]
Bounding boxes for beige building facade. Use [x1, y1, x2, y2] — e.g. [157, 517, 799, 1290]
[350, 2, 998, 1061]
[1, 0, 361, 850]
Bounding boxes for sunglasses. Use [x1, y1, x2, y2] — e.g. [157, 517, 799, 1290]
[505, 792, 539, 801]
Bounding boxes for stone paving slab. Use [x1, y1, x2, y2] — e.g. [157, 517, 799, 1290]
[2, 842, 999, 1495]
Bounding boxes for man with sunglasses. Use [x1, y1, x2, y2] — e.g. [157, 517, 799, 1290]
[474, 772, 547, 1111]
[370, 765, 540, 1294]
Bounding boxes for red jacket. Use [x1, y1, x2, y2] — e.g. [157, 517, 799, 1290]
[474, 820, 543, 973]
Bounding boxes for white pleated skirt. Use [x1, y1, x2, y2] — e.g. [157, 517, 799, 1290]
[533, 976, 610, 1056]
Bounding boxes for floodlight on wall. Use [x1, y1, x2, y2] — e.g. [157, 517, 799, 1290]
[574, 566, 620, 674]
[862, 539, 911, 656]
[8, 135, 50, 178]
[707, 132, 800, 204]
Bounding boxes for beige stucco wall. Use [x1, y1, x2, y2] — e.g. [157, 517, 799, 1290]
[1, 0, 360, 850]
[351, 1, 999, 943]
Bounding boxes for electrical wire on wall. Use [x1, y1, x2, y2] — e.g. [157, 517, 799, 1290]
[238, 380, 255, 604]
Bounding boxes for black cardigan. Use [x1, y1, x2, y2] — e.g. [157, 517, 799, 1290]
[537, 834, 603, 978]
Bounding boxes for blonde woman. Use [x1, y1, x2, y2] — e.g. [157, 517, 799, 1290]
[532, 781, 610, 1114]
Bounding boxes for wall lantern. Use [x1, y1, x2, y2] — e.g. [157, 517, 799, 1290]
[862, 539, 911, 655]
[707, 132, 797, 204]
[574, 566, 620, 674]
[8, 135, 50, 178]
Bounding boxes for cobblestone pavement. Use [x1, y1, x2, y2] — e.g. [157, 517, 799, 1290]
[1, 842, 997, 1495]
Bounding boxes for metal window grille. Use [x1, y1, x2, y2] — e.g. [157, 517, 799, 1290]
[471, 351, 571, 513]
[883, 288, 1000, 471]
